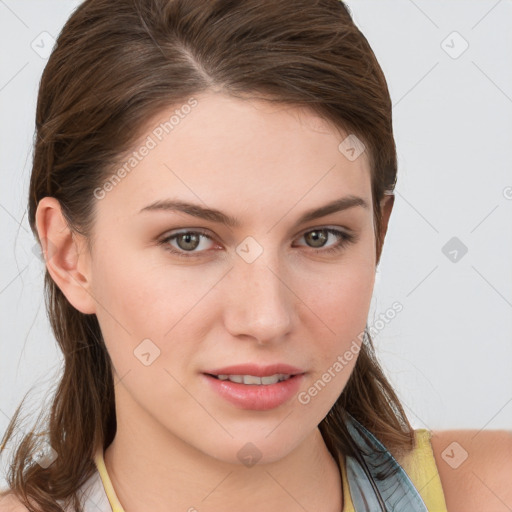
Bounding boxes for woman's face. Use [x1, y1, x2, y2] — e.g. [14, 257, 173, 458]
[81, 92, 383, 464]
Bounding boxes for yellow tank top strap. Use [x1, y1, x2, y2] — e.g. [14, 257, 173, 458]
[93, 447, 125, 512]
[339, 450, 356, 512]
[398, 429, 448, 511]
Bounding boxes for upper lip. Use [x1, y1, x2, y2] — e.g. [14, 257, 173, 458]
[204, 363, 305, 377]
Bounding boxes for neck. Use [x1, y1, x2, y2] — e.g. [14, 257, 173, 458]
[103, 398, 343, 512]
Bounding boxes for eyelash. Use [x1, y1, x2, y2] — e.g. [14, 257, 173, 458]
[158, 227, 356, 259]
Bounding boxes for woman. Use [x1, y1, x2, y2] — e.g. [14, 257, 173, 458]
[1, 0, 510, 511]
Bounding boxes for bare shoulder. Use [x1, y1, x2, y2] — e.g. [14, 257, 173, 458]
[0, 493, 30, 512]
[430, 428, 512, 512]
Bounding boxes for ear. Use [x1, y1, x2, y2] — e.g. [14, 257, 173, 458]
[379, 193, 394, 241]
[35, 197, 97, 314]
[376, 192, 394, 265]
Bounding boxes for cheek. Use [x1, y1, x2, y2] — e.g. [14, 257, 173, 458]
[89, 250, 161, 358]
[304, 255, 375, 338]
[298, 240, 375, 392]
[90, 249, 210, 370]
[295, 265, 373, 416]
[91, 242, 182, 327]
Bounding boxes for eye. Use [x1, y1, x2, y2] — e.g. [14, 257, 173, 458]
[158, 227, 356, 258]
[294, 227, 356, 255]
[159, 229, 216, 257]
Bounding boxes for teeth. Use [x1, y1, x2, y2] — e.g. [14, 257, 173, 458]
[243, 374, 262, 385]
[215, 374, 291, 385]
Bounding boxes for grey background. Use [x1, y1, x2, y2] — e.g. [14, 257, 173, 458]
[1, 1, 511, 484]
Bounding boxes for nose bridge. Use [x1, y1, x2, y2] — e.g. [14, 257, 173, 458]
[225, 241, 294, 342]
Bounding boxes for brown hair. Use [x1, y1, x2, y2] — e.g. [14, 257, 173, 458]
[0, 0, 413, 510]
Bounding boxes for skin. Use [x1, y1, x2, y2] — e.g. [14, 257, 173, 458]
[430, 429, 512, 512]
[34, 91, 391, 511]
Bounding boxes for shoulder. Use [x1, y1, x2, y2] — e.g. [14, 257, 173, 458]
[0, 493, 29, 512]
[429, 428, 512, 512]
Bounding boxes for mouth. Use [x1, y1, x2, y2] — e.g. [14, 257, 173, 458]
[206, 373, 295, 385]
[201, 367, 306, 410]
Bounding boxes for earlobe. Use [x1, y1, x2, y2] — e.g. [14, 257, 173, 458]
[35, 197, 97, 315]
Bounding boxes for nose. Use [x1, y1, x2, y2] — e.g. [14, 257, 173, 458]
[223, 253, 295, 345]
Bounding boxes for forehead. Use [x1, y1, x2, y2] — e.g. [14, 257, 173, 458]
[96, 92, 372, 221]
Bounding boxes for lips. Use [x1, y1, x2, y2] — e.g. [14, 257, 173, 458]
[201, 363, 306, 410]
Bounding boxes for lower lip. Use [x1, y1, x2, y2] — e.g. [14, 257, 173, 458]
[202, 373, 305, 410]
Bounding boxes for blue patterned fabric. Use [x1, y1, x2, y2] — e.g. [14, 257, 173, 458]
[343, 411, 428, 512]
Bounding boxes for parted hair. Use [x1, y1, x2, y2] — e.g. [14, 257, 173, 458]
[1, 0, 413, 510]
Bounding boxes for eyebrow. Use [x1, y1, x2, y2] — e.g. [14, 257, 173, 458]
[139, 195, 369, 228]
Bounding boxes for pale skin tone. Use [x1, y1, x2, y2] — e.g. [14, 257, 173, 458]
[2, 92, 511, 511]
